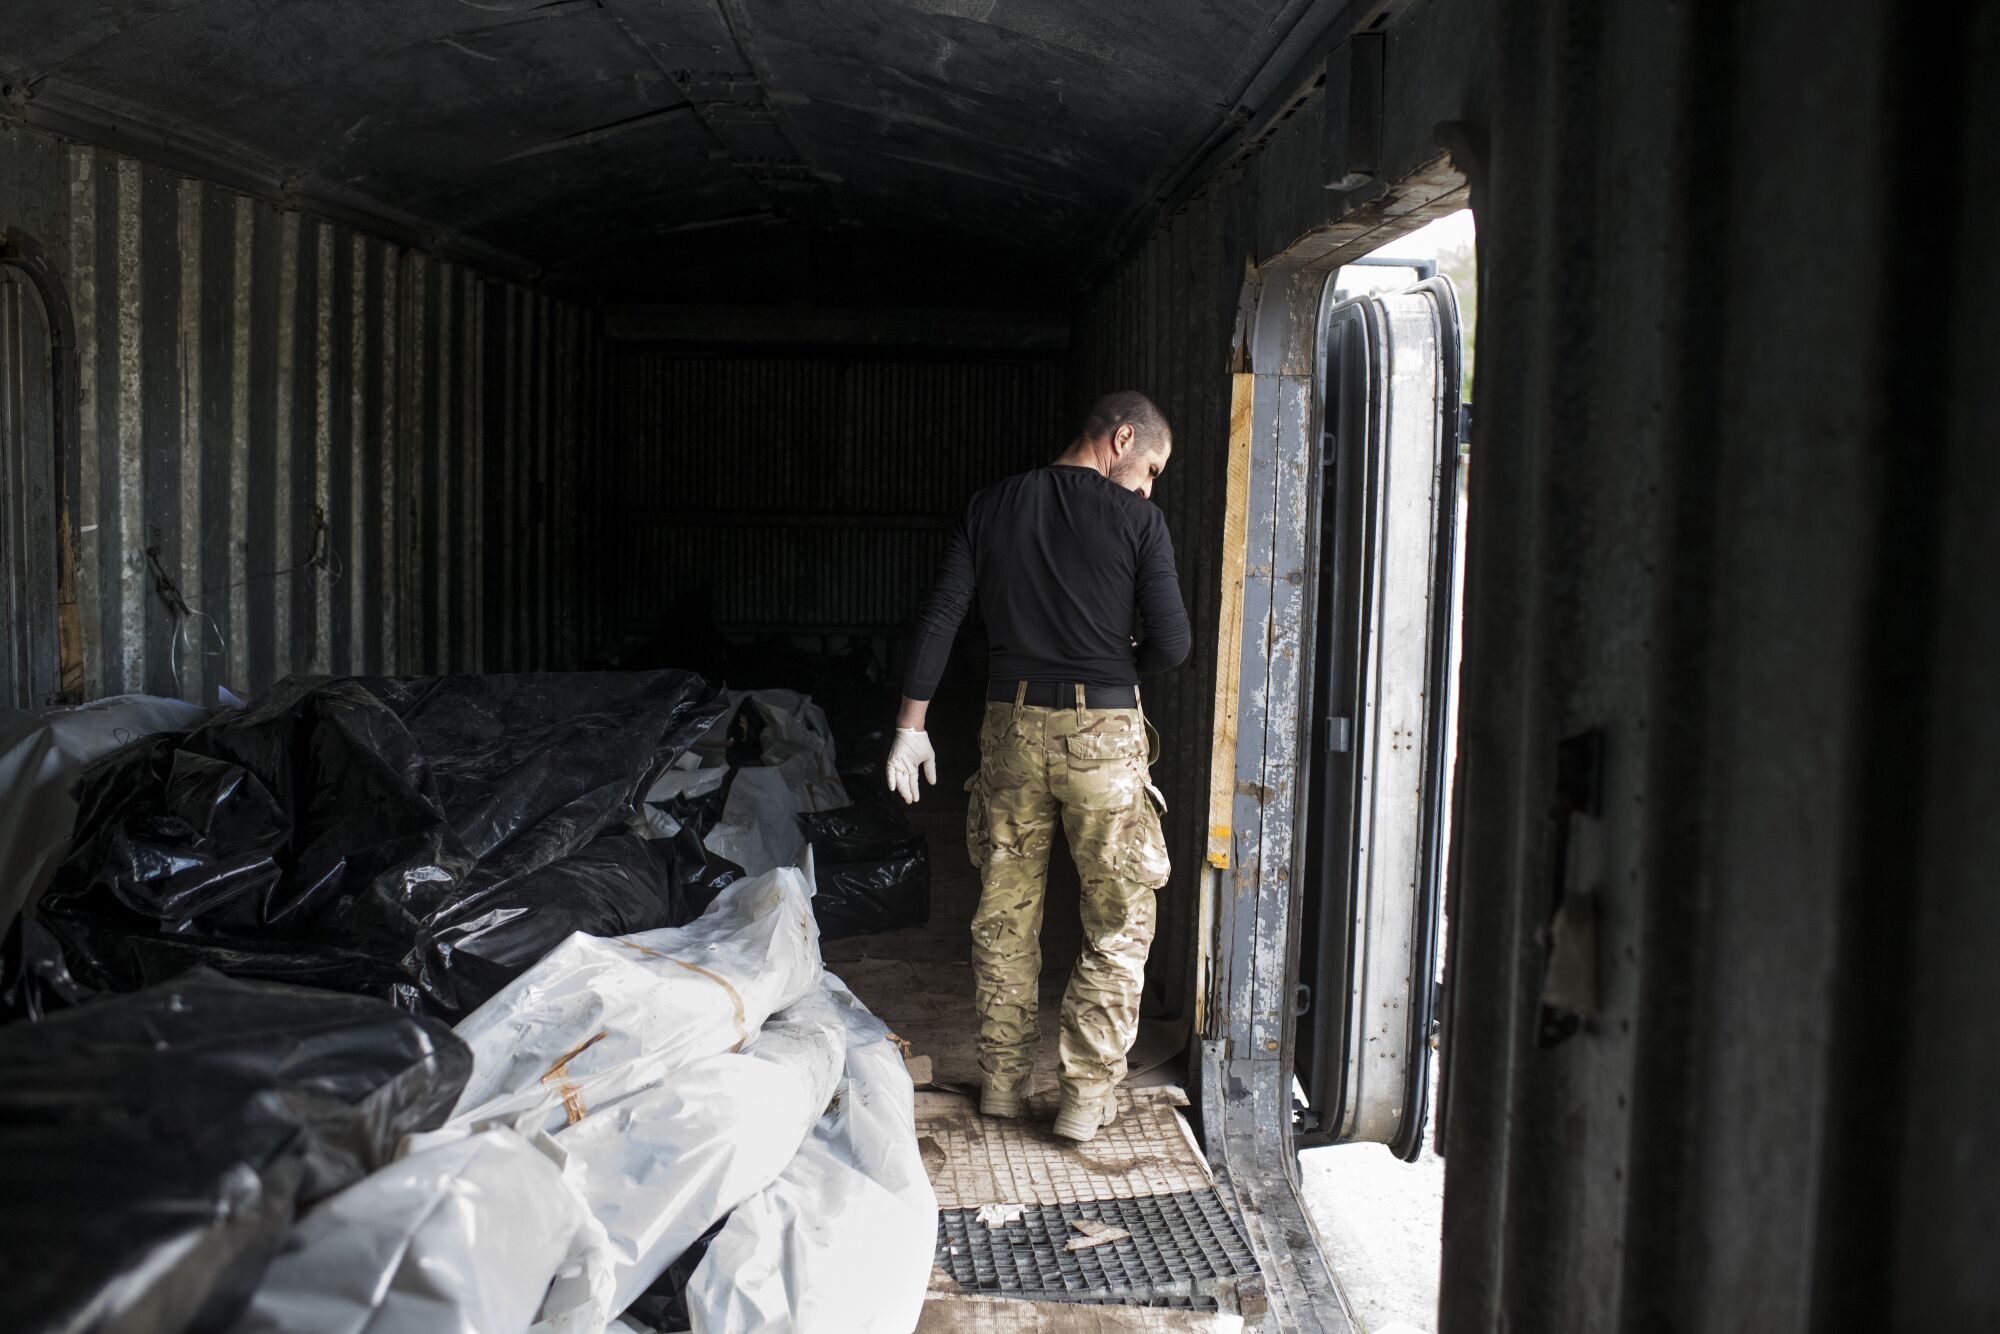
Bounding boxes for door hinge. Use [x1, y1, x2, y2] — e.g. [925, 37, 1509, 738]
[1324, 715, 1352, 753]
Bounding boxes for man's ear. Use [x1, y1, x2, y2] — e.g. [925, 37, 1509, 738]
[1113, 423, 1135, 456]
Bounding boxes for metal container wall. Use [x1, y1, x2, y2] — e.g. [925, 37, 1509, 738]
[604, 349, 1067, 642]
[0, 121, 598, 705]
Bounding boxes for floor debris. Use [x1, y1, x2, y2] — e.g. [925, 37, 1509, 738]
[1064, 1219, 1132, 1251]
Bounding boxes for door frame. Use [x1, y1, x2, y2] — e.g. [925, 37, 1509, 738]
[1195, 192, 1469, 1187]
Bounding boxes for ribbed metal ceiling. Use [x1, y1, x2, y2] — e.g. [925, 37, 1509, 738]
[0, 0, 1313, 304]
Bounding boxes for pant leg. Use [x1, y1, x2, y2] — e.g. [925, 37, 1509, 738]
[968, 704, 1058, 1093]
[1050, 709, 1172, 1099]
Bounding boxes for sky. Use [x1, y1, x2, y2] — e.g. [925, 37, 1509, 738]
[1336, 208, 1477, 298]
[1369, 207, 1475, 260]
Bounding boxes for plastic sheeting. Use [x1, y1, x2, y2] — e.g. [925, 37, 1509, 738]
[652, 690, 852, 878]
[0, 693, 210, 928]
[446, 862, 824, 1134]
[530, 983, 847, 1330]
[0, 969, 470, 1334]
[717, 690, 849, 812]
[685, 974, 938, 1334]
[228, 865, 938, 1334]
[703, 766, 814, 877]
[797, 801, 931, 940]
[28, 672, 728, 1017]
[231, 1127, 601, 1334]
[425, 863, 842, 1333]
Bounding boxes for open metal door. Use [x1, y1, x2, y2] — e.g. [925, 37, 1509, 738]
[1292, 275, 1464, 1159]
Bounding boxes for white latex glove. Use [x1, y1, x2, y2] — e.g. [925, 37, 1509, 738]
[885, 728, 937, 805]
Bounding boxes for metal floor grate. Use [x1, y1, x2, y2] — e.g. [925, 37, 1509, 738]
[934, 1188, 1262, 1306]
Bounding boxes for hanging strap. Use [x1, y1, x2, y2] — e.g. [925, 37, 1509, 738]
[1135, 685, 1161, 766]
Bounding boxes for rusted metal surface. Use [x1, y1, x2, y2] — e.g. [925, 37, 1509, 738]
[0, 225, 85, 707]
[0, 120, 599, 706]
[602, 349, 1065, 642]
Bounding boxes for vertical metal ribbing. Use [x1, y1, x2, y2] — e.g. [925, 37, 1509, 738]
[462, 276, 482, 670]
[2, 277, 23, 706]
[378, 245, 400, 674]
[227, 195, 252, 691]
[112, 156, 143, 694]
[535, 291, 552, 668]
[432, 261, 453, 674]
[346, 231, 367, 671]
[15, 128, 602, 698]
[309, 219, 334, 676]
[268, 209, 299, 684]
[500, 284, 518, 671]
[174, 176, 202, 702]
[398, 252, 425, 675]
[67, 146, 100, 699]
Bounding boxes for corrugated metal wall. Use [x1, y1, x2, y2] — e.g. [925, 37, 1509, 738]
[0, 263, 63, 709]
[604, 350, 1066, 641]
[1069, 191, 1247, 1020]
[0, 120, 598, 705]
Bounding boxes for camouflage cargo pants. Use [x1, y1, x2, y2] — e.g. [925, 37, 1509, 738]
[964, 695, 1172, 1102]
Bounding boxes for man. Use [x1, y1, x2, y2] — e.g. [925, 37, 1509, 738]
[885, 390, 1191, 1143]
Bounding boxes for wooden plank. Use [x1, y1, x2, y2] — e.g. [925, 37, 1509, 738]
[1205, 372, 1256, 869]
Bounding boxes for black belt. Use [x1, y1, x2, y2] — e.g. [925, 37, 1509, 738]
[987, 679, 1140, 709]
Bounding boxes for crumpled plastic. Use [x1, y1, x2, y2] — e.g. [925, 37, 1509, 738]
[529, 982, 847, 1331]
[428, 863, 837, 1333]
[446, 861, 824, 1133]
[27, 672, 728, 1018]
[230, 1126, 604, 1334]
[685, 973, 938, 1334]
[649, 691, 851, 878]
[227, 864, 937, 1334]
[0, 969, 470, 1334]
[703, 766, 815, 877]
[713, 690, 849, 812]
[0, 692, 210, 929]
[796, 800, 931, 939]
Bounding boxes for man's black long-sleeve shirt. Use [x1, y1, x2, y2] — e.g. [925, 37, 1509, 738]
[903, 464, 1191, 701]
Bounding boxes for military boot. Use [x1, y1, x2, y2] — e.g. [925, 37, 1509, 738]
[979, 1079, 1025, 1119]
[1053, 1086, 1120, 1142]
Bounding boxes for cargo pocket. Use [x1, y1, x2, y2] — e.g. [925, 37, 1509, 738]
[1125, 798, 1173, 888]
[963, 773, 991, 869]
[1062, 731, 1146, 810]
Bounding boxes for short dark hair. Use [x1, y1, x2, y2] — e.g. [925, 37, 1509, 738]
[1080, 390, 1171, 452]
